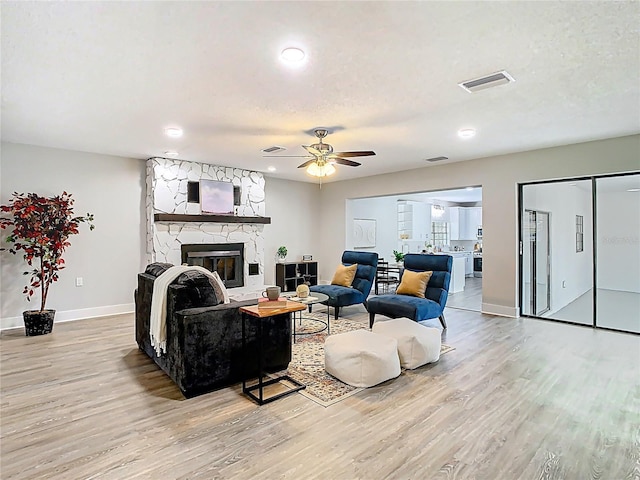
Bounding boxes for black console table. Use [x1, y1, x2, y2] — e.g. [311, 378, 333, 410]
[240, 301, 307, 405]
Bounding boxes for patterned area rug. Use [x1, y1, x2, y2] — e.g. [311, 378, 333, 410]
[277, 313, 455, 407]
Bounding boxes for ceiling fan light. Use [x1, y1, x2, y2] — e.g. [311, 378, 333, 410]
[306, 162, 336, 177]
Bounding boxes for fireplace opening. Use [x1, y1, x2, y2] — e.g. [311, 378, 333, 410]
[181, 243, 244, 288]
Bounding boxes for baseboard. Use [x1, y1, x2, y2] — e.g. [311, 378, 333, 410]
[0, 303, 134, 331]
[481, 303, 519, 318]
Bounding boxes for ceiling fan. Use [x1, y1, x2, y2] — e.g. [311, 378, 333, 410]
[265, 128, 376, 176]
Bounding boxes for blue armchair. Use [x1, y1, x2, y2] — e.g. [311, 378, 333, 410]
[367, 254, 452, 329]
[310, 251, 379, 320]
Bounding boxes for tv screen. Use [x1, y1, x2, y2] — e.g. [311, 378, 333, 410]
[200, 179, 234, 214]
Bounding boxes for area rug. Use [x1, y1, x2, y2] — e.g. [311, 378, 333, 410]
[277, 313, 455, 407]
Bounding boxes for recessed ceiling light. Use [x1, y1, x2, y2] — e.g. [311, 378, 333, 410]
[267, 166, 276, 172]
[281, 47, 305, 63]
[627, 188, 640, 192]
[164, 151, 179, 157]
[458, 128, 476, 139]
[164, 127, 183, 138]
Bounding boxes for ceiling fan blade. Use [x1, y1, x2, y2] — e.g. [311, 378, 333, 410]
[262, 155, 313, 158]
[331, 158, 361, 167]
[303, 145, 322, 156]
[297, 159, 318, 169]
[331, 151, 376, 157]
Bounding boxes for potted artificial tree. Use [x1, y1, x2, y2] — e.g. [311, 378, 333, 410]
[0, 192, 94, 336]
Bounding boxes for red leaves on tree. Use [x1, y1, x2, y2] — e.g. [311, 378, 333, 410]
[0, 192, 95, 311]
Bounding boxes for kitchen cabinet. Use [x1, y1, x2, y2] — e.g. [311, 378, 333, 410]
[465, 207, 482, 239]
[450, 256, 466, 293]
[450, 207, 482, 240]
[463, 252, 473, 276]
[397, 200, 431, 242]
[449, 207, 462, 240]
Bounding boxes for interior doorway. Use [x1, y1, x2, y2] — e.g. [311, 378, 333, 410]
[522, 210, 550, 316]
[346, 186, 483, 313]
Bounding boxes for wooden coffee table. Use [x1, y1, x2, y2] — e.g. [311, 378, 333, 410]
[240, 301, 307, 405]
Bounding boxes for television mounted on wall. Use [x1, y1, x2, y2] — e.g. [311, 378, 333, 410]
[200, 179, 234, 214]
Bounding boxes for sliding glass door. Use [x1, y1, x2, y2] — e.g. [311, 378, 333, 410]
[520, 179, 593, 326]
[521, 173, 639, 333]
[595, 174, 640, 333]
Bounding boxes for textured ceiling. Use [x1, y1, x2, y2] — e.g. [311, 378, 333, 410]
[2, 1, 639, 183]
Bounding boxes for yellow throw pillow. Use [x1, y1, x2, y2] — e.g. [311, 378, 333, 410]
[396, 270, 433, 298]
[331, 263, 358, 287]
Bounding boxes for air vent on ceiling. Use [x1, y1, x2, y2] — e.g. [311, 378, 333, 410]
[458, 70, 515, 93]
[425, 156, 449, 163]
[262, 145, 286, 153]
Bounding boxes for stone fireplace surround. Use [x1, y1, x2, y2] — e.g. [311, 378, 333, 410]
[146, 157, 268, 295]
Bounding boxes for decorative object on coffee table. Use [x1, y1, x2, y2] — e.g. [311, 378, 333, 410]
[0, 192, 94, 336]
[296, 283, 310, 299]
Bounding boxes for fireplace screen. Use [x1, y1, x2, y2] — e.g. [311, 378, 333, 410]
[181, 243, 244, 288]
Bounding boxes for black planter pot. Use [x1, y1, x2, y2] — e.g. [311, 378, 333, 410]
[23, 310, 55, 336]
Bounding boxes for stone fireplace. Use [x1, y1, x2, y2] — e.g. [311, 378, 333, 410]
[146, 157, 267, 291]
[181, 243, 244, 288]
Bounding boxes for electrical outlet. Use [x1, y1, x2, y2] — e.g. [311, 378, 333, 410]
[75, 277, 84, 287]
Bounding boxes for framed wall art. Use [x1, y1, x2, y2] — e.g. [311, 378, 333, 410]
[353, 218, 376, 248]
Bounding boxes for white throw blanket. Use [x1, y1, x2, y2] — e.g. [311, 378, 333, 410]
[149, 265, 224, 356]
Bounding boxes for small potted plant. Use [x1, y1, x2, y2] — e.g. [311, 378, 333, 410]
[276, 245, 288, 263]
[0, 192, 94, 336]
[392, 250, 405, 264]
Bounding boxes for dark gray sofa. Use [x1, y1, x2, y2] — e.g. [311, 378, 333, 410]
[135, 263, 292, 398]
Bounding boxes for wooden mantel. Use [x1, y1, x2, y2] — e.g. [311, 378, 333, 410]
[154, 213, 271, 224]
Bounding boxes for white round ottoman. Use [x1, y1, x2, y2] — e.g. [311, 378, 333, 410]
[372, 318, 441, 369]
[324, 330, 401, 388]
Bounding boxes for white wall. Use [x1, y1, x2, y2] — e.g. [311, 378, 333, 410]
[597, 180, 640, 292]
[0, 144, 322, 328]
[522, 181, 593, 314]
[346, 196, 397, 262]
[315, 134, 640, 317]
[1, 143, 146, 328]
[263, 177, 321, 286]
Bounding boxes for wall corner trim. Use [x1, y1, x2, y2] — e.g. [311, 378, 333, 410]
[481, 303, 519, 318]
[0, 303, 134, 331]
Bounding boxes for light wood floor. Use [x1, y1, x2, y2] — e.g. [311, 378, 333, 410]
[446, 276, 482, 312]
[1, 307, 639, 479]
